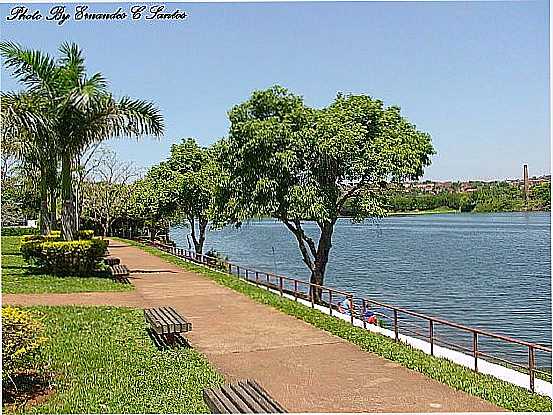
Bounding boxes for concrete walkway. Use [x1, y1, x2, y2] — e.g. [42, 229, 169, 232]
[4, 239, 502, 413]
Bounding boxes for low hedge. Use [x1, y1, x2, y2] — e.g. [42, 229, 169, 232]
[2, 227, 39, 236]
[21, 230, 94, 243]
[21, 238, 109, 276]
[2, 306, 46, 381]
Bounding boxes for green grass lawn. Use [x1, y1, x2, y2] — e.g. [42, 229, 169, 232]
[4, 306, 223, 413]
[1, 236, 133, 294]
[116, 237, 552, 412]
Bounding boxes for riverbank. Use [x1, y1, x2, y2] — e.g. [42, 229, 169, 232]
[386, 207, 458, 216]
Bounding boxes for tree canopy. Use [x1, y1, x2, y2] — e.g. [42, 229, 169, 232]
[216, 86, 435, 298]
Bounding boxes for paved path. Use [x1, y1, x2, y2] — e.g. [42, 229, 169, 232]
[4, 239, 502, 412]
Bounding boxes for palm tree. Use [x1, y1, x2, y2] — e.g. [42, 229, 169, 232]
[1, 91, 59, 233]
[1, 42, 164, 240]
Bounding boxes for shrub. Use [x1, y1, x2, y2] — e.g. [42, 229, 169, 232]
[20, 238, 109, 276]
[2, 227, 39, 236]
[22, 232, 62, 243]
[77, 230, 94, 240]
[2, 306, 46, 381]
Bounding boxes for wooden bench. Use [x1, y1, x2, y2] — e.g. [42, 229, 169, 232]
[110, 264, 130, 282]
[203, 380, 287, 413]
[104, 256, 120, 266]
[144, 306, 191, 344]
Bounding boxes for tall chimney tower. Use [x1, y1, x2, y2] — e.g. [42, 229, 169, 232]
[523, 164, 529, 202]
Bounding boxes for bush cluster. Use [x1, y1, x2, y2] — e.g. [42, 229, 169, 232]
[2, 227, 39, 236]
[2, 306, 46, 381]
[21, 231, 108, 276]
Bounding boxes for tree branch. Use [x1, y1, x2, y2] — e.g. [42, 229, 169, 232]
[282, 219, 315, 271]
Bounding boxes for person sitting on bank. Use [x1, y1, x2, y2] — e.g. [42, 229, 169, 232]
[338, 298, 352, 315]
[363, 309, 378, 325]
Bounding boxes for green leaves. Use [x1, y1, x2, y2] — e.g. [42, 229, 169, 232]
[219, 86, 435, 224]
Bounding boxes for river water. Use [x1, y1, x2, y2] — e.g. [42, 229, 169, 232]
[170, 212, 551, 367]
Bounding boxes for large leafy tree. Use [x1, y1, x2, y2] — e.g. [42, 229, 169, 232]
[128, 172, 174, 241]
[217, 86, 434, 300]
[0, 42, 164, 240]
[137, 138, 219, 253]
[165, 138, 219, 254]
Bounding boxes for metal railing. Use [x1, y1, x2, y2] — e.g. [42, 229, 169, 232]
[142, 239, 552, 392]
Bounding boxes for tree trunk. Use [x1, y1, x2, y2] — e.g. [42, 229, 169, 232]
[49, 191, 58, 231]
[39, 200, 50, 235]
[309, 221, 334, 303]
[61, 152, 76, 240]
[189, 217, 207, 254]
[38, 170, 55, 235]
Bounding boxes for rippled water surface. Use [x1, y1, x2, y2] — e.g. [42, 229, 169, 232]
[171, 212, 551, 365]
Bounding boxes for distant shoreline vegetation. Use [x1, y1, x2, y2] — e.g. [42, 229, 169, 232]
[342, 181, 551, 216]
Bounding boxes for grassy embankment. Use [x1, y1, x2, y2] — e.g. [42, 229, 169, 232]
[115, 237, 552, 412]
[1, 236, 132, 294]
[3, 306, 224, 413]
[386, 207, 457, 216]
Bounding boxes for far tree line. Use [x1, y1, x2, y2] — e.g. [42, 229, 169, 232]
[342, 181, 551, 216]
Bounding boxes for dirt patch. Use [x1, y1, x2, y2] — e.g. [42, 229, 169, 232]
[2, 370, 55, 412]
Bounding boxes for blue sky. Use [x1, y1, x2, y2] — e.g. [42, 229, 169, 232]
[1, 1, 550, 181]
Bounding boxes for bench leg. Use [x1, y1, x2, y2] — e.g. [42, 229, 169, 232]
[166, 333, 176, 346]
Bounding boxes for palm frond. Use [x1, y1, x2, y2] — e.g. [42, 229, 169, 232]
[0, 41, 60, 94]
[58, 42, 86, 86]
[1, 91, 53, 140]
[114, 96, 165, 138]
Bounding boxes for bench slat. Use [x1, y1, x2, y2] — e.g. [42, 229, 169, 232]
[204, 380, 287, 413]
[238, 381, 277, 413]
[158, 307, 177, 333]
[164, 307, 191, 332]
[146, 308, 169, 334]
[150, 308, 172, 334]
[203, 389, 229, 413]
[229, 383, 266, 413]
[110, 264, 129, 277]
[144, 307, 191, 335]
[246, 380, 287, 413]
[104, 256, 120, 266]
[144, 309, 163, 334]
[220, 384, 255, 413]
[207, 388, 241, 413]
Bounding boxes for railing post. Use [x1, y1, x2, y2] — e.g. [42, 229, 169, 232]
[255, 271, 259, 287]
[473, 332, 478, 372]
[310, 286, 314, 308]
[429, 320, 434, 356]
[349, 296, 354, 324]
[362, 299, 366, 329]
[294, 280, 298, 301]
[266, 274, 270, 291]
[228, 263, 232, 274]
[237, 265, 240, 278]
[529, 345, 535, 392]
[245, 269, 249, 281]
[279, 276, 283, 296]
[393, 309, 399, 341]
[329, 290, 333, 316]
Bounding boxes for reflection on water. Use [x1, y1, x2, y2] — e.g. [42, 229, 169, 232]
[171, 212, 551, 366]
